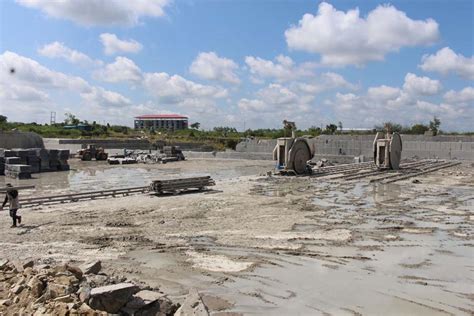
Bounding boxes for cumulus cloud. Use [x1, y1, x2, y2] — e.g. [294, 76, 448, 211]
[100, 33, 143, 55]
[16, 0, 170, 26]
[238, 83, 315, 115]
[0, 51, 134, 116]
[0, 50, 89, 91]
[38, 42, 101, 67]
[293, 72, 358, 94]
[367, 85, 401, 101]
[285, 2, 439, 66]
[190, 52, 240, 84]
[402, 73, 442, 96]
[245, 55, 316, 82]
[143, 72, 227, 101]
[419, 47, 474, 80]
[325, 79, 471, 131]
[80, 87, 132, 108]
[94, 57, 143, 83]
[443, 87, 474, 104]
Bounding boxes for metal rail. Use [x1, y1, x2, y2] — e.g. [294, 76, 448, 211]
[20, 186, 150, 207]
[377, 161, 461, 184]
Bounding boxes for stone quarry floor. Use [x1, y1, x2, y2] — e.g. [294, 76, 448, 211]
[0, 159, 473, 315]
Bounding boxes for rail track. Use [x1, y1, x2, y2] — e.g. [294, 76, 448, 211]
[19, 176, 216, 208]
[310, 159, 461, 184]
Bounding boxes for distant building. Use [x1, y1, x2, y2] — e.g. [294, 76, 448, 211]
[134, 114, 188, 131]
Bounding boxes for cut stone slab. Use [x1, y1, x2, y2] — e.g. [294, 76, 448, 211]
[174, 289, 209, 316]
[125, 290, 165, 309]
[81, 260, 101, 275]
[89, 283, 138, 313]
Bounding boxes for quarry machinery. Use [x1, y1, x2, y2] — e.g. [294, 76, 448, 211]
[373, 127, 402, 170]
[77, 144, 108, 161]
[273, 120, 314, 175]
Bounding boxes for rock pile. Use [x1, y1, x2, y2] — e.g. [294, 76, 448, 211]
[0, 149, 70, 179]
[0, 259, 179, 315]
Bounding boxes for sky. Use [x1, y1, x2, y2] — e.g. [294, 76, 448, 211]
[0, 0, 473, 131]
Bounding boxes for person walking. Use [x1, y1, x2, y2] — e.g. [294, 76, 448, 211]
[1, 184, 22, 228]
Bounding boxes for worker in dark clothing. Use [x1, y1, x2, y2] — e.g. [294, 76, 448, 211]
[1, 184, 22, 228]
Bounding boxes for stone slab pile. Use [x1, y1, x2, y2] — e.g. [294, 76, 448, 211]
[0, 259, 180, 315]
[0, 148, 70, 179]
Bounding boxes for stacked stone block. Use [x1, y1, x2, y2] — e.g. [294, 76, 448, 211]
[0, 148, 70, 179]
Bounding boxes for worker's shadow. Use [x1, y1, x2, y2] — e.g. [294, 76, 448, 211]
[17, 221, 55, 233]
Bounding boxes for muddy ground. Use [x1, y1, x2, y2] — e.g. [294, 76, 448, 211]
[0, 158, 473, 315]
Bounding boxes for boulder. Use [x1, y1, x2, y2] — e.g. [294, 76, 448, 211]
[0, 259, 8, 270]
[65, 264, 83, 280]
[88, 283, 138, 313]
[174, 289, 209, 316]
[27, 276, 45, 298]
[81, 261, 101, 275]
[125, 290, 166, 309]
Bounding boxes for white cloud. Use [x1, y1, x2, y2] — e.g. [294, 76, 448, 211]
[0, 51, 134, 118]
[0, 83, 49, 103]
[443, 87, 474, 104]
[237, 98, 268, 112]
[94, 56, 143, 83]
[0, 50, 90, 91]
[245, 55, 315, 82]
[419, 47, 474, 80]
[238, 83, 315, 115]
[285, 2, 439, 66]
[100, 33, 143, 55]
[190, 52, 240, 84]
[402, 73, 442, 96]
[16, 0, 170, 26]
[293, 72, 358, 94]
[367, 85, 401, 100]
[325, 80, 471, 131]
[38, 42, 101, 67]
[143, 72, 228, 105]
[80, 87, 132, 108]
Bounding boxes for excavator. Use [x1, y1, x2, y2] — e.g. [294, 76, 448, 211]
[272, 120, 315, 175]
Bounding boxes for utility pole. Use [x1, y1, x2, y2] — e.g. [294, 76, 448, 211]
[50, 111, 56, 125]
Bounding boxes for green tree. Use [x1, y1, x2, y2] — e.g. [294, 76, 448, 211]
[0, 115, 7, 124]
[324, 124, 338, 134]
[337, 121, 343, 131]
[429, 116, 441, 135]
[64, 112, 80, 125]
[190, 122, 200, 129]
[410, 123, 429, 134]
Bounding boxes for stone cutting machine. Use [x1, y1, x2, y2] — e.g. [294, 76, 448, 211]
[273, 120, 314, 175]
[373, 129, 402, 170]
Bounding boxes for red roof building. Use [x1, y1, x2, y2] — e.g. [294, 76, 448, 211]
[134, 114, 188, 131]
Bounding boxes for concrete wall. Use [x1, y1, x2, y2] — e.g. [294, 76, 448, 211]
[44, 138, 215, 152]
[0, 131, 44, 149]
[235, 135, 474, 161]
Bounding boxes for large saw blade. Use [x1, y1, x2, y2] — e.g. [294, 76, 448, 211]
[289, 139, 311, 174]
[389, 132, 402, 170]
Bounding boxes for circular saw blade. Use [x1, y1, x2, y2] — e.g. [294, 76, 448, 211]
[389, 132, 402, 170]
[289, 139, 311, 174]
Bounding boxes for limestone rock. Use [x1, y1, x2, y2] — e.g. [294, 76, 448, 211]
[88, 283, 138, 313]
[65, 264, 83, 280]
[81, 261, 101, 275]
[174, 289, 209, 316]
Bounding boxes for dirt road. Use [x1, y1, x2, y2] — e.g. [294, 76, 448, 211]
[0, 159, 472, 315]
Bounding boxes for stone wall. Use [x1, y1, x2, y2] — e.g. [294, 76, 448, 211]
[235, 135, 474, 161]
[0, 131, 44, 149]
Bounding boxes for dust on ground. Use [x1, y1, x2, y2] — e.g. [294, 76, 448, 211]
[0, 159, 473, 315]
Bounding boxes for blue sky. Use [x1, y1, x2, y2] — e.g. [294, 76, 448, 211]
[0, 0, 472, 131]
